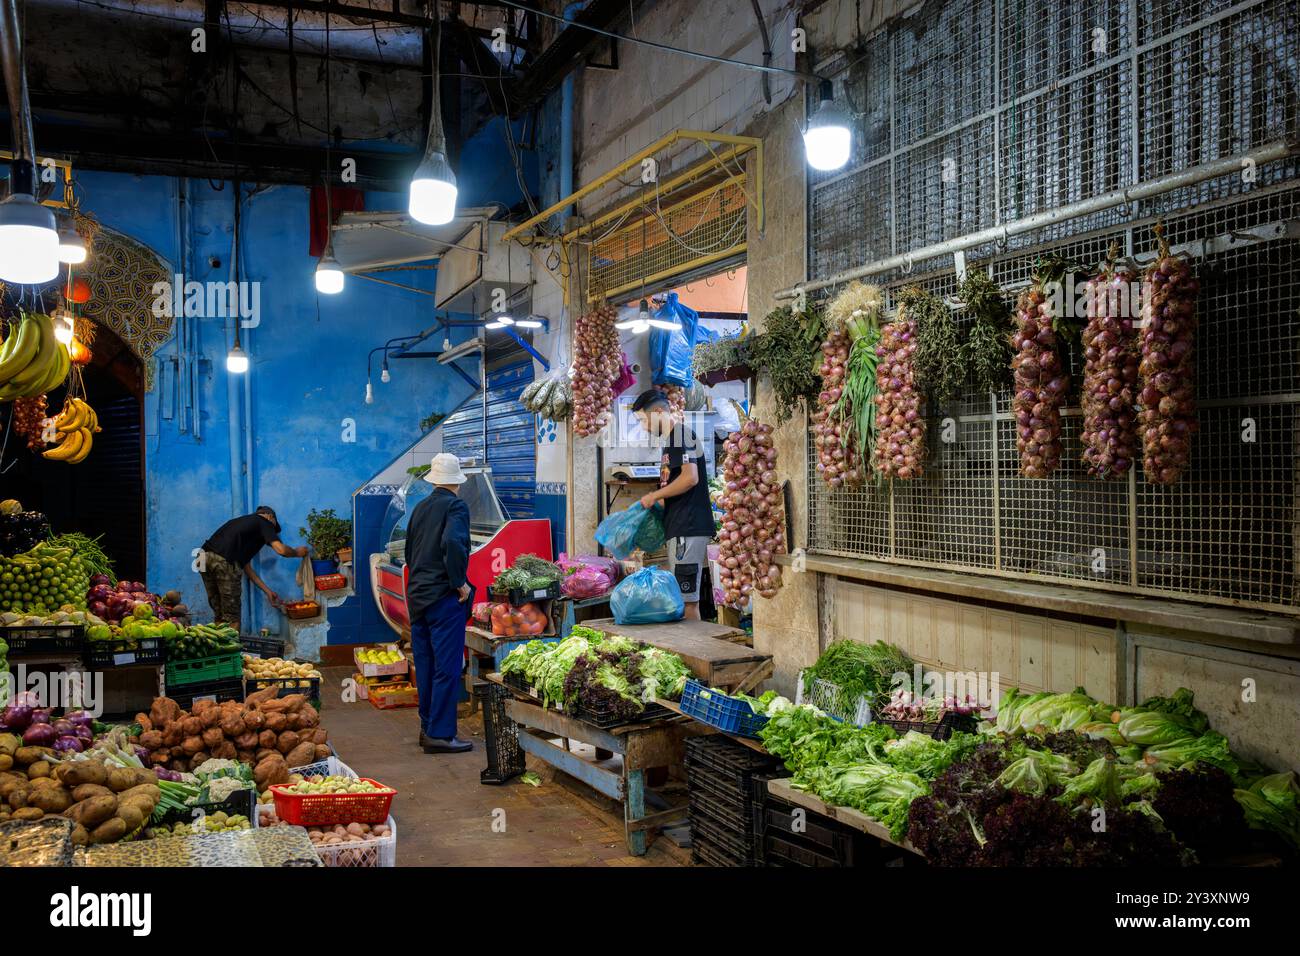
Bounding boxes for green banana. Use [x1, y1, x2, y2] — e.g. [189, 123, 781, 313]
[0, 315, 38, 382]
[5, 314, 55, 392]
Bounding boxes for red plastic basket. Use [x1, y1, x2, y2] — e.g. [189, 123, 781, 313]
[270, 778, 397, 826]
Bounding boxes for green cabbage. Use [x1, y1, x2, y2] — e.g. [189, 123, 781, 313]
[995, 750, 1078, 796]
[1234, 772, 1300, 849]
[1116, 710, 1197, 748]
[1141, 731, 1238, 777]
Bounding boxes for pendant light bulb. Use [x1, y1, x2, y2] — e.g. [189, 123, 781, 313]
[380, 362, 391, 384]
[57, 224, 87, 264]
[365, 381, 374, 404]
[803, 79, 852, 172]
[226, 342, 249, 374]
[0, 192, 59, 284]
[409, 151, 458, 226]
[54, 313, 74, 345]
[316, 248, 345, 294]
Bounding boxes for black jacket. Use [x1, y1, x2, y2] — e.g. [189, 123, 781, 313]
[404, 488, 471, 622]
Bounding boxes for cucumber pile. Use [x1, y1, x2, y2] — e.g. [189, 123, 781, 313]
[167, 622, 241, 661]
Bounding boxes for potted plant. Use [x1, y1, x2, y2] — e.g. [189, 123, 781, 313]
[300, 508, 353, 575]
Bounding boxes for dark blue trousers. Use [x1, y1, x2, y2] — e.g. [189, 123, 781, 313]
[409, 593, 465, 739]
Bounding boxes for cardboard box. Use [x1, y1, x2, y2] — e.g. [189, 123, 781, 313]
[354, 643, 409, 678]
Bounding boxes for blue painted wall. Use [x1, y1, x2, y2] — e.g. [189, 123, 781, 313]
[77, 119, 535, 638]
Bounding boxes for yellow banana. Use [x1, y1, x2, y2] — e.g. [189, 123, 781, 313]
[0, 315, 39, 382]
[68, 428, 94, 463]
[55, 398, 87, 433]
[42, 428, 86, 462]
[87, 401, 101, 433]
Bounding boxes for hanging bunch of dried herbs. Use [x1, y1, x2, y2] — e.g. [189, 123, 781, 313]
[900, 285, 963, 408]
[692, 334, 754, 378]
[957, 268, 1013, 394]
[751, 304, 826, 424]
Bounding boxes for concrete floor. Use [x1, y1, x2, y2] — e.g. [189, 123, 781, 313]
[319, 667, 691, 867]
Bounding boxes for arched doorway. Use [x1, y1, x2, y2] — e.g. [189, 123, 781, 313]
[1, 322, 146, 582]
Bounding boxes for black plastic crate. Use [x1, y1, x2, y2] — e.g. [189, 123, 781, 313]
[491, 582, 562, 606]
[151, 787, 256, 829]
[876, 711, 979, 741]
[692, 842, 748, 867]
[240, 635, 286, 659]
[688, 809, 757, 865]
[755, 793, 866, 868]
[501, 671, 532, 695]
[762, 829, 849, 868]
[85, 637, 165, 669]
[476, 681, 526, 785]
[1, 623, 84, 656]
[685, 764, 755, 813]
[571, 697, 674, 729]
[169, 677, 244, 711]
[688, 789, 753, 835]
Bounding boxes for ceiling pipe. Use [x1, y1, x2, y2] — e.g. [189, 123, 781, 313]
[0, 0, 37, 173]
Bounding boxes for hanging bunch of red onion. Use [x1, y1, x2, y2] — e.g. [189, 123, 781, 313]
[571, 304, 621, 437]
[1080, 267, 1139, 479]
[812, 328, 857, 486]
[873, 312, 925, 479]
[11, 394, 49, 451]
[1138, 231, 1198, 485]
[661, 384, 685, 423]
[717, 417, 786, 604]
[1011, 283, 1069, 478]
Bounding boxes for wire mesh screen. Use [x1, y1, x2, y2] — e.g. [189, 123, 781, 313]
[805, 0, 1300, 613]
[586, 177, 748, 302]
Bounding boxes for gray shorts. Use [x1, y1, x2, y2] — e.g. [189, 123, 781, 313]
[667, 536, 710, 603]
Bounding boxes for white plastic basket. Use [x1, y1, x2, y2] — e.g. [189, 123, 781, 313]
[290, 755, 358, 780]
[794, 670, 873, 726]
[310, 816, 397, 868]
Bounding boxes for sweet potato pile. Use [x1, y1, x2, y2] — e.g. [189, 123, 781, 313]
[138, 689, 328, 788]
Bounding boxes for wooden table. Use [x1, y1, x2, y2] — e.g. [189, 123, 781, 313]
[485, 672, 712, 856]
[463, 625, 560, 714]
[654, 698, 772, 754]
[581, 617, 772, 692]
[765, 777, 923, 857]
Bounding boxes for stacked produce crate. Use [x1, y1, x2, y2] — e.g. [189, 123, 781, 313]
[684, 735, 783, 866]
[753, 789, 874, 867]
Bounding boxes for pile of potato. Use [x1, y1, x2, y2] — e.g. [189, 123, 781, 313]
[137, 691, 329, 786]
[243, 655, 321, 687]
[0, 745, 160, 845]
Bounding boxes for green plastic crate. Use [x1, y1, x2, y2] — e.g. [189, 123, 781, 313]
[166, 650, 243, 687]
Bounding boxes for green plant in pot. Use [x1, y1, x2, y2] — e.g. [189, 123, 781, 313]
[300, 508, 353, 571]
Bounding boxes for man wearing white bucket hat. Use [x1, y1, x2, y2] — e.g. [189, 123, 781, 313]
[404, 453, 474, 753]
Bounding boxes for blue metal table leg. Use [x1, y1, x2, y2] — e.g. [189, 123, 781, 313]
[625, 768, 647, 856]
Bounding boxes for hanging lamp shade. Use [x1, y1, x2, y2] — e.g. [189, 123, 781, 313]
[0, 192, 59, 284]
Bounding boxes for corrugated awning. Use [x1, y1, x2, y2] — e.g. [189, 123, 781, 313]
[328, 207, 499, 272]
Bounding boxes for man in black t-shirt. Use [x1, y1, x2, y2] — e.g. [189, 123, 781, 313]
[200, 506, 308, 627]
[633, 389, 715, 620]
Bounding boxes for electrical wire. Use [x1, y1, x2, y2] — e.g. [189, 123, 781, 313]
[494, 0, 821, 82]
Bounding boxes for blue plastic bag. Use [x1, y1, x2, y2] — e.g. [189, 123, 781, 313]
[594, 502, 666, 560]
[648, 292, 700, 388]
[611, 567, 685, 625]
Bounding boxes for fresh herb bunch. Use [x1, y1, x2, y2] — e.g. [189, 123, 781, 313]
[48, 532, 116, 583]
[800, 639, 914, 712]
[956, 268, 1013, 394]
[750, 305, 826, 424]
[899, 285, 963, 408]
[691, 335, 753, 378]
[835, 328, 882, 478]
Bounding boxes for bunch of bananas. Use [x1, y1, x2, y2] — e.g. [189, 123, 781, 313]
[43, 397, 100, 463]
[0, 313, 70, 401]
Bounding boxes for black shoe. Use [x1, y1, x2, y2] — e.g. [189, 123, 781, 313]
[422, 735, 473, 753]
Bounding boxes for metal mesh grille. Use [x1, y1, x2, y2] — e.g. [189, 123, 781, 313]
[585, 178, 748, 303]
[806, 0, 1300, 613]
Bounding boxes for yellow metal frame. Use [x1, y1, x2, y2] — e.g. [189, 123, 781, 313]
[0, 150, 74, 208]
[583, 174, 749, 302]
[500, 129, 764, 244]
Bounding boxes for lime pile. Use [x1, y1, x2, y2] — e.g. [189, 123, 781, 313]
[0, 542, 89, 613]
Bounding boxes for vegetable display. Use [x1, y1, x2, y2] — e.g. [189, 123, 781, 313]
[1011, 275, 1070, 478]
[520, 374, 573, 424]
[749, 305, 825, 424]
[902, 285, 963, 409]
[84, 575, 190, 626]
[500, 625, 692, 713]
[1138, 227, 1199, 485]
[0, 540, 89, 613]
[800, 639, 913, 714]
[716, 416, 786, 604]
[956, 268, 1013, 395]
[489, 602, 550, 636]
[572, 304, 621, 437]
[1080, 264, 1139, 478]
[873, 310, 925, 479]
[813, 327, 855, 486]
